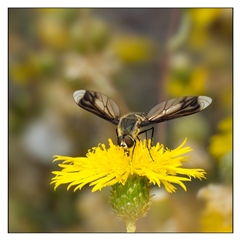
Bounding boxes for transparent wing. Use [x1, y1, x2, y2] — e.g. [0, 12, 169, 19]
[73, 90, 120, 125]
[140, 96, 212, 127]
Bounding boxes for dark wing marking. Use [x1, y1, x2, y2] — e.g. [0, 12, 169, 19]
[73, 90, 120, 125]
[139, 96, 212, 127]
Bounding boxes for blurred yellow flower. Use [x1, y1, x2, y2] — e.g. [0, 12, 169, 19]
[51, 138, 206, 193]
[189, 9, 222, 28]
[185, 9, 222, 48]
[167, 66, 208, 96]
[198, 184, 232, 232]
[209, 117, 232, 160]
[112, 36, 156, 62]
[37, 15, 69, 49]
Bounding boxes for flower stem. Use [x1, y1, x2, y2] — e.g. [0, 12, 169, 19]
[126, 220, 136, 232]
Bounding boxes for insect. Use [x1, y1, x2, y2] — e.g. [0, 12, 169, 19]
[73, 90, 212, 155]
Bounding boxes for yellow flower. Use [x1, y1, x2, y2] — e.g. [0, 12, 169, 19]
[51, 138, 206, 193]
[112, 36, 156, 63]
[209, 117, 232, 160]
[198, 184, 232, 232]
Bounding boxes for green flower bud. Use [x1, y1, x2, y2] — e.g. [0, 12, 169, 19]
[109, 174, 152, 232]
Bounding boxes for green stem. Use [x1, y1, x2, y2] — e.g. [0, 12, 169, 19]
[126, 220, 136, 232]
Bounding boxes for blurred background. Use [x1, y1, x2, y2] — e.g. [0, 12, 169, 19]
[9, 8, 232, 232]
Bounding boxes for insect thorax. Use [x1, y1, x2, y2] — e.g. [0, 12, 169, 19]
[117, 113, 146, 138]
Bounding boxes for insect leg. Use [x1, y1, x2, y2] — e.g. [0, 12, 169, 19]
[130, 139, 136, 159]
[139, 127, 155, 161]
[139, 127, 154, 146]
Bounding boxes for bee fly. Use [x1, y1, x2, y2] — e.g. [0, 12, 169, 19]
[73, 90, 212, 158]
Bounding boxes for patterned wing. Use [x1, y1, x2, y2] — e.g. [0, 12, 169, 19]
[140, 96, 212, 127]
[73, 90, 120, 125]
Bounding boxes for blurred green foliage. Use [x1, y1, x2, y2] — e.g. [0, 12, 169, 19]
[9, 8, 232, 232]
